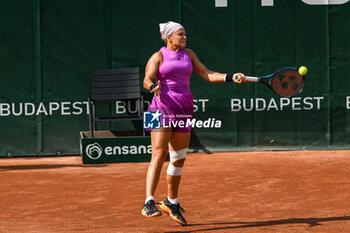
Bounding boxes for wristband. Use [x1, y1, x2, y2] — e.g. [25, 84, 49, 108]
[225, 73, 234, 82]
[149, 84, 156, 92]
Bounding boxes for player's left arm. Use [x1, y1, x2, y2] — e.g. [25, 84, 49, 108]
[186, 48, 245, 83]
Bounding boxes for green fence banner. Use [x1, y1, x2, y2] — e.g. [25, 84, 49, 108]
[1, 0, 350, 156]
[80, 134, 151, 164]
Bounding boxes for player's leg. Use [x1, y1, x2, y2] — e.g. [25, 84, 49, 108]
[167, 131, 190, 198]
[146, 127, 173, 197]
[142, 127, 172, 217]
[159, 131, 190, 225]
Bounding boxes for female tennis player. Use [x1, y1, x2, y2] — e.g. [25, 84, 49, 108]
[141, 21, 246, 226]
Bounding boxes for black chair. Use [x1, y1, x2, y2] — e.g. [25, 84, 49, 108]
[88, 67, 144, 137]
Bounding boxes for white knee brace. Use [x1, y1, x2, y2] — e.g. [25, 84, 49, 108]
[167, 163, 183, 176]
[169, 148, 187, 162]
[166, 148, 187, 176]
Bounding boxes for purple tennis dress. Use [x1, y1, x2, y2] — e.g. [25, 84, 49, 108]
[147, 46, 193, 132]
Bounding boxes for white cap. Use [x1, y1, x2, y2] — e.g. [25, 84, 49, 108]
[159, 21, 184, 41]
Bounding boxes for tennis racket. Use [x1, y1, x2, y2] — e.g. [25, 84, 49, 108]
[237, 67, 306, 97]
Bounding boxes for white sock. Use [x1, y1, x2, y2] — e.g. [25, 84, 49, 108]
[145, 196, 154, 204]
[167, 196, 178, 205]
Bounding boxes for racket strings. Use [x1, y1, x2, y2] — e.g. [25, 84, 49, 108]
[271, 71, 304, 97]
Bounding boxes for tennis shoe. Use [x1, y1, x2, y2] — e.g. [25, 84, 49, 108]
[142, 200, 162, 217]
[159, 198, 187, 226]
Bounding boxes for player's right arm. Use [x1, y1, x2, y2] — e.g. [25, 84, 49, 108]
[143, 51, 162, 92]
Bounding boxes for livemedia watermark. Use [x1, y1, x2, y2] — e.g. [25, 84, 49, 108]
[143, 111, 222, 130]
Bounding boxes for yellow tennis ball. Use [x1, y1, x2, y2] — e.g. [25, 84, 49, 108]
[298, 66, 308, 76]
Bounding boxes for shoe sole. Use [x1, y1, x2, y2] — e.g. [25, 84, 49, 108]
[141, 209, 162, 217]
[159, 201, 187, 226]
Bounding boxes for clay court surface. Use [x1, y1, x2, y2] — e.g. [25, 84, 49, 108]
[0, 150, 349, 233]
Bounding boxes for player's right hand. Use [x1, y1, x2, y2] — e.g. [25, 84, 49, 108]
[151, 80, 161, 102]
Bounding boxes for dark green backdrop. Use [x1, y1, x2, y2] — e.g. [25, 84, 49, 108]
[1, 0, 350, 156]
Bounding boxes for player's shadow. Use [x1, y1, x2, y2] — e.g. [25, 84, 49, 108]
[0, 164, 107, 171]
[164, 216, 350, 232]
[189, 130, 212, 154]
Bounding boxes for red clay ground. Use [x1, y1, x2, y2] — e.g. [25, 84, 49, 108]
[0, 150, 349, 233]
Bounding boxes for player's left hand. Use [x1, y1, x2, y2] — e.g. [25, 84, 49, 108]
[233, 73, 248, 84]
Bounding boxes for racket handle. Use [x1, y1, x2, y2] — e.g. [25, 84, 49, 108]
[245, 76, 260, 82]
